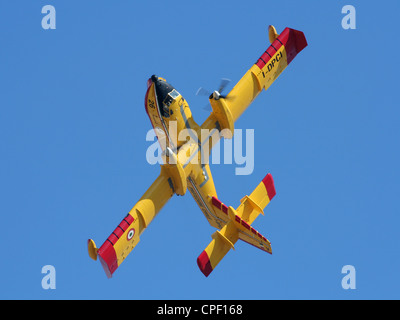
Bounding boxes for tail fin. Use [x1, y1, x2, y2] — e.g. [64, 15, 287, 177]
[197, 173, 276, 277]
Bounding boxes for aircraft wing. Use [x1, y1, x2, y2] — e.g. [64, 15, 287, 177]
[226, 27, 308, 122]
[88, 168, 174, 278]
[199, 26, 307, 146]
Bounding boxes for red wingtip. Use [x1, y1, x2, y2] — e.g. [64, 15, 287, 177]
[294, 29, 308, 52]
[197, 251, 213, 277]
[97, 241, 118, 279]
[278, 27, 308, 65]
[262, 173, 276, 200]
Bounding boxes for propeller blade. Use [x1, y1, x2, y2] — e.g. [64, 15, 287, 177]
[202, 104, 212, 112]
[196, 78, 233, 113]
[218, 78, 231, 94]
[196, 87, 211, 97]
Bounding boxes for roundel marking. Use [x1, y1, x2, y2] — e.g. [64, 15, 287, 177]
[127, 228, 135, 241]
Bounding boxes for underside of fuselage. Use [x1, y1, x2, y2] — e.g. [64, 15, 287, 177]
[144, 75, 205, 153]
[144, 75, 176, 151]
[144, 75, 219, 227]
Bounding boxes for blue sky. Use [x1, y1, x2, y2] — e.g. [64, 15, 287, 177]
[1, 0, 399, 299]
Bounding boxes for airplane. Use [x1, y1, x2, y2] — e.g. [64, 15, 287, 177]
[88, 25, 307, 278]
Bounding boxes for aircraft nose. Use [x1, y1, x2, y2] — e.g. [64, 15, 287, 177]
[149, 75, 176, 106]
[147, 75, 158, 88]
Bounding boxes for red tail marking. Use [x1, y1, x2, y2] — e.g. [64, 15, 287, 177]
[262, 173, 276, 200]
[197, 251, 213, 277]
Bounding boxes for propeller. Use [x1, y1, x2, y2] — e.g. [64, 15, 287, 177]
[196, 78, 233, 111]
[196, 78, 232, 100]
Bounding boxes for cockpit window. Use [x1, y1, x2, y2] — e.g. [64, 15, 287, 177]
[164, 89, 180, 106]
[161, 89, 180, 118]
[169, 89, 180, 99]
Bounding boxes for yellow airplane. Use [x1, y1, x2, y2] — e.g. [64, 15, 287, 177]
[88, 25, 307, 278]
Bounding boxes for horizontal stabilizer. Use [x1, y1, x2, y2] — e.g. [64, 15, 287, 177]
[197, 222, 238, 277]
[198, 173, 276, 276]
[237, 173, 276, 224]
